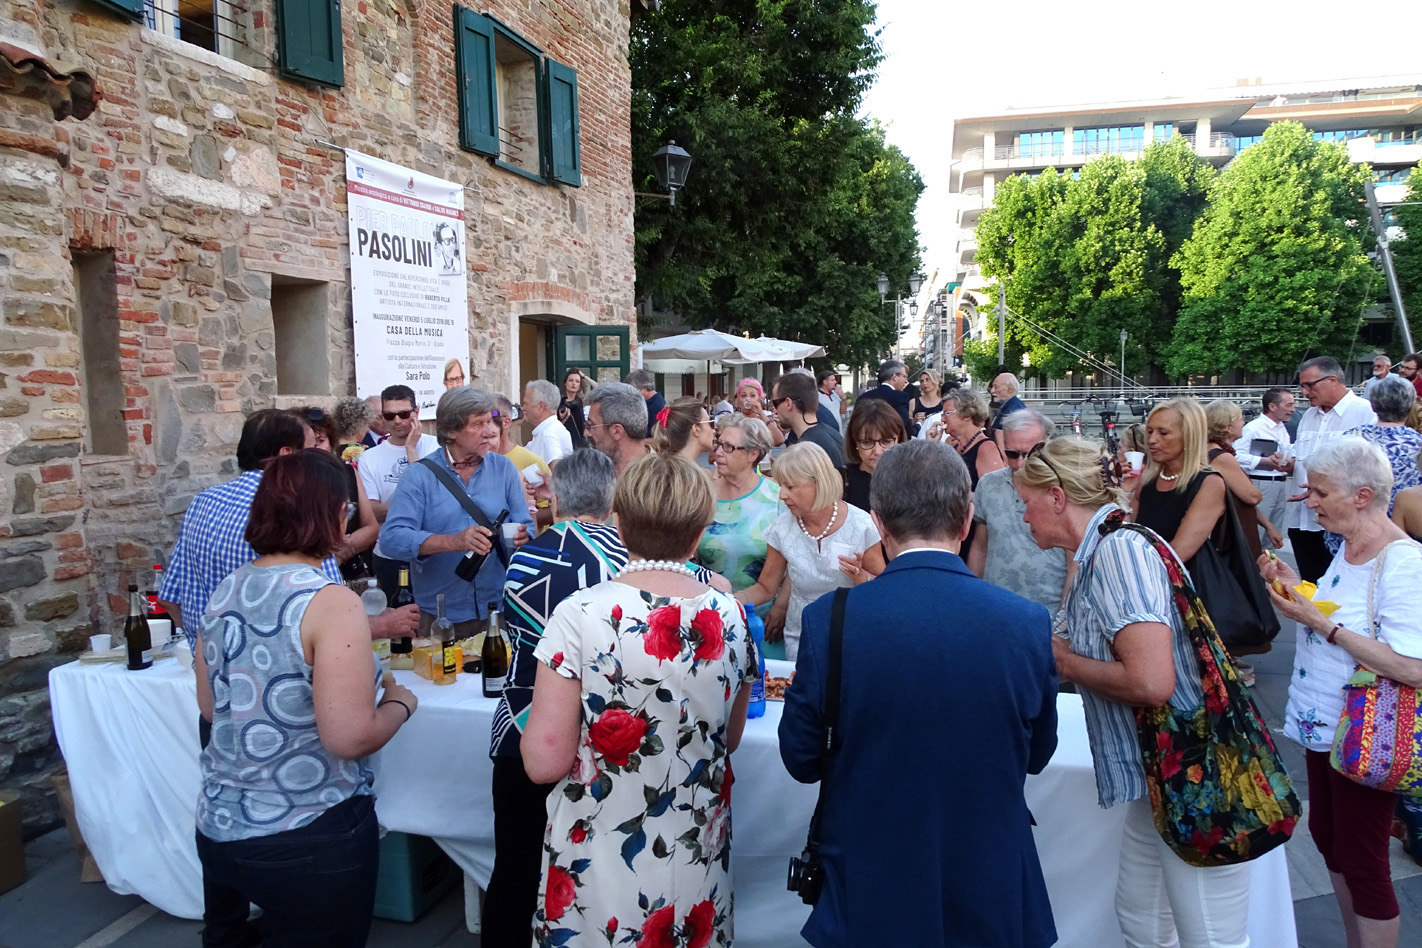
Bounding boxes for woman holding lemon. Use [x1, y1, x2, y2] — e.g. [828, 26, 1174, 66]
[1260, 437, 1422, 947]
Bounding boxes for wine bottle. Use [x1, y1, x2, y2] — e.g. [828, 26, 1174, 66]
[433, 594, 456, 686]
[390, 568, 414, 656]
[145, 565, 173, 648]
[125, 583, 153, 670]
[482, 604, 509, 698]
[455, 510, 509, 581]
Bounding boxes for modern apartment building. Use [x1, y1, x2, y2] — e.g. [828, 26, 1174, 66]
[927, 75, 1422, 369]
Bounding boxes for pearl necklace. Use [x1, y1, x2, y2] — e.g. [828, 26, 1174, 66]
[618, 559, 699, 578]
[1158, 470, 1180, 482]
[797, 501, 840, 542]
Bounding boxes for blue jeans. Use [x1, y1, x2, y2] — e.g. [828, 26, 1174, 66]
[196, 794, 378, 948]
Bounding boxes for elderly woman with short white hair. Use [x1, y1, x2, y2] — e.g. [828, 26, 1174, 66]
[1261, 436, 1422, 945]
[736, 442, 883, 659]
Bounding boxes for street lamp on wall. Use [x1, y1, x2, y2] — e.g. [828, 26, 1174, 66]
[877, 271, 926, 362]
[650, 140, 692, 206]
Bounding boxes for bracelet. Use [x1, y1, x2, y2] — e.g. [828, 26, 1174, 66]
[378, 697, 413, 722]
[1326, 623, 1344, 645]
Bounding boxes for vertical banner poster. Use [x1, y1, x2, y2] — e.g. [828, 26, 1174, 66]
[346, 150, 469, 413]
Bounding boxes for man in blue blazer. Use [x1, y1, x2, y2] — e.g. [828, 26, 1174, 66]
[854, 359, 917, 435]
[779, 439, 1058, 948]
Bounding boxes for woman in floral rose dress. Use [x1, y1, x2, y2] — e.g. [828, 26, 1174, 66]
[525, 453, 757, 948]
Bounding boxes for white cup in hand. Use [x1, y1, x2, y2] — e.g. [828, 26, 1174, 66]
[1124, 451, 1144, 473]
[521, 464, 545, 487]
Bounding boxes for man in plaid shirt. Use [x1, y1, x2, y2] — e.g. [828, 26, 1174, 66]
[158, 409, 418, 646]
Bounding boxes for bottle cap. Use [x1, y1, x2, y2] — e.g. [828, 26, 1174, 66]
[128, 583, 138, 592]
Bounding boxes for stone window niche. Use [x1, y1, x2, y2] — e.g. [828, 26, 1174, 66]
[271, 276, 332, 396]
[494, 30, 540, 176]
[73, 251, 130, 456]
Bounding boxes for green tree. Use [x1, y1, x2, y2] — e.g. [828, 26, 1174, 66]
[631, 0, 924, 369]
[974, 137, 1212, 379]
[1166, 122, 1374, 376]
[1393, 167, 1422, 331]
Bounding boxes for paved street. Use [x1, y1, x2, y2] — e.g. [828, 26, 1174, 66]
[4, 544, 1422, 947]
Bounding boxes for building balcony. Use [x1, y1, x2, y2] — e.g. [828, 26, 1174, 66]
[958, 229, 978, 253]
[1350, 138, 1422, 166]
[1180, 132, 1236, 160]
[1374, 181, 1412, 206]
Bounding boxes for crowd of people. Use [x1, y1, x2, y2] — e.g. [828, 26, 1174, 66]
[152, 351, 1422, 948]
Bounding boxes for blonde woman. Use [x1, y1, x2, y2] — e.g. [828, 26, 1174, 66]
[735, 378, 785, 446]
[735, 442, 883, 659]
[911, 369, 944, 423]
[1135, 398, 1225, 569]
[1204, 399, 1281, 561]
[930, 388, 1005, 563]
[652, 396, 715, 464]
[1015, 437, 1251, 947]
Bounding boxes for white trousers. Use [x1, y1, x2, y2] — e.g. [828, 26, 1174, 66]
[1115, 797, 1252, 948]
[1253, 477, 1289, 547]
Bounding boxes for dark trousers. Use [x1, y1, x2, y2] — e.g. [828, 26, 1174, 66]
[1288, 529, 1333, 584]
[196, 794, 379, 948]
[1305, 750, 1400, 919]
[372, 554, 406, 606]
[483, 757, 555, 948]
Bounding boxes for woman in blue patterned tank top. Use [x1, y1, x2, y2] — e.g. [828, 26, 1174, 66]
[195, 450, 418, 948]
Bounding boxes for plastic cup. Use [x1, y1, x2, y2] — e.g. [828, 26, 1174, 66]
[520, 464, 545, 487]
[89, 633, 112, 651]
[173, 641, 194, 670]
[501, 522, 521, 558]
[1125, 451, 1145, 473]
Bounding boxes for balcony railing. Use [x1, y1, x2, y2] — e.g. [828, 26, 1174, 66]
[1180, 132, 1236, 154]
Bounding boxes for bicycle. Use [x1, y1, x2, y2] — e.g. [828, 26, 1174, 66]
[1098, 400, 1120, 457]
[1062, 399, 1084, 436]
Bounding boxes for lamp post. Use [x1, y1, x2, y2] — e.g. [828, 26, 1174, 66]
[878, 271, 925, 364]
[636, 140, 694, 205]
[1119, 329, 1128, 396]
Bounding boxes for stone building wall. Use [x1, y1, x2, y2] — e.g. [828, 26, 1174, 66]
[0, 0, 637, 832]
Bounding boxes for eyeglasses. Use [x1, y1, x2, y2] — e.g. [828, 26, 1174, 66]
[942, 408, 959, 417]
[381, 409, 415, 421]
[1004, 441, 1047, 461]
[856, 437, 898, 451]
[712, 439, 751, 454]
[771, 396, 792, 407]
[1298, 375, 1335, 391]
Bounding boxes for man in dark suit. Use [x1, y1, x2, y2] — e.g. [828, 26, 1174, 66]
[855, 359, 916, 434]
[623, 368, 665, 440]
[780, 439, 1058, 948]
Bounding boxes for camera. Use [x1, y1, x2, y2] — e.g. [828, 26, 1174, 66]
[786, 847, 823, 905]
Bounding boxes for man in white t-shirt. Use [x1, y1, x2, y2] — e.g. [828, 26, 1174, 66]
[358, 383, 441, 595]
[1233, 386, 1296, 553]
[817, 370, 844, 421]
[1289, 357, 1377, 582]
[522, 379, 572, 465]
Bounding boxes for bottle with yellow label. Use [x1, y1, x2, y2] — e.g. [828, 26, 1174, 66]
[433, 593, 456, 686]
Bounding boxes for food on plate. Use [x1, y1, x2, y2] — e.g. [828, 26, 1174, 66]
[765, 674, 794, 701]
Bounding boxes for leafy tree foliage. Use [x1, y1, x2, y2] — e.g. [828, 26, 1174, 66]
[974, 137, 1212, 379]
[630, 0, 924, 369]
[1166, 122, 1374, 376]
[1393, 168, 1422, 328]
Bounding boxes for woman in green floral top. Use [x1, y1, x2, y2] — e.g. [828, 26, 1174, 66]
[697, 413, 788, 657]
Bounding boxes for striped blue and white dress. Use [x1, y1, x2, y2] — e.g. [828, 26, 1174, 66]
[1062, 504, 1204, 809]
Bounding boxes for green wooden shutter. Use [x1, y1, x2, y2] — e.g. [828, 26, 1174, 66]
[276, 0, 345, 88]
[455, 5, 499, 157]
[89, 0, 144, 22]
[545, 58, 582, 187]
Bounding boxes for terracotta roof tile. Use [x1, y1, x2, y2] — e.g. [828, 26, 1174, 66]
[0, 42, 100, 121]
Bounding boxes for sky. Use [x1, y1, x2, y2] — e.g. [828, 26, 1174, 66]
[861, 0, 1422, 310]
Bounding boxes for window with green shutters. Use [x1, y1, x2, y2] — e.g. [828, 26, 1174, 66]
[276, 0, 345, 88]
[89, 0, 144, 22]
[453, 5, 582, 187]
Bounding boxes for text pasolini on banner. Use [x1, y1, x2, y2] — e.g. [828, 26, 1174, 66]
[346, 150, 469, 413]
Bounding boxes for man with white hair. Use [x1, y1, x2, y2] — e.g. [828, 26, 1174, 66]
[968, 409, 1070, 612]
[522, 379, 571, 465]
[989, 371, 1027, 454]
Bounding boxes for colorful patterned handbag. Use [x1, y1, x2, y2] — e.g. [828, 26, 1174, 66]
[1100, 511, 1302, 867]
[1329, 539, 1422, 797]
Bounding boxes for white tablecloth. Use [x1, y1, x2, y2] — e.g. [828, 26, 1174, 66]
[50, 658, 1296, 946]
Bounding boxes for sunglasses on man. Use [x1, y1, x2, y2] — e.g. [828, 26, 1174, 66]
[381, 409, 415, 421]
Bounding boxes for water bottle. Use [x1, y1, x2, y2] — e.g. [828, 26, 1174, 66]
[360, 578, 387, 616]
[746, 611, 766, 719]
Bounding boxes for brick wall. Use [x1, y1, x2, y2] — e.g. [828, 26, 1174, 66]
[0, 0, 635, 833]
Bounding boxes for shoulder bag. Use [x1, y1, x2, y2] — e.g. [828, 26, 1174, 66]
[1330, 539, 1422, 797]
[1099, 511, 1301, 867]
[416, 457, 511, 571]
[786, 586, 847, 905]
[1181, 470, 1280, 654]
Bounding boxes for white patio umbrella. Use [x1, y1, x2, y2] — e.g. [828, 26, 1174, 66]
[638, 329, 782, 362]
[721, 334, 826, 364]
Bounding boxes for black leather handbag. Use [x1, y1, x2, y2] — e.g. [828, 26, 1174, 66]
[1184, 473, 1280, 654]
